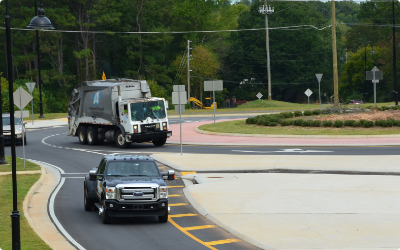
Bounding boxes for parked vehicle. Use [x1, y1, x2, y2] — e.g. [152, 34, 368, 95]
[84, 154, 175, 224]
[349, 100, 363, 104]
[2, 114, 26, 145]
[68, 79, 172, 148]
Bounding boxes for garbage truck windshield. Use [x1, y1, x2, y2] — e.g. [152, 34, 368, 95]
[131, 100, 166, 121]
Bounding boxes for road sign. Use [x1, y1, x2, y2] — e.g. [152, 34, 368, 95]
[25, 82, 35, 94]
[172, 91, 187, 105]
[315, 74, 323, 83]
[304, 88, 313, 97]
[175, 105, 185, 114]
[366, 66, 383, 81]
[256, 92, 263, 100]
[13, 87, 33, 110]
[173, 85, 185, 92]
[204, 80, 223, 91]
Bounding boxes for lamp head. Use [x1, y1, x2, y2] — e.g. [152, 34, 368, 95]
[370, 49, 375, 54]
[27, 7, 54, 30]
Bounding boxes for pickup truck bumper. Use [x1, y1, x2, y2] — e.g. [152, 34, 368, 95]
[128, 130, 172, 142]
[104, 199, 168, 217]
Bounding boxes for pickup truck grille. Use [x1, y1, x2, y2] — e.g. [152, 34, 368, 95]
[116, 184, 158, 202]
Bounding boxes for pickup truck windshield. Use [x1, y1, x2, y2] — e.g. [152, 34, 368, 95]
[131, 101, 166, 121]
[2, 117, 22, 125]
[106, 161, 160, 177]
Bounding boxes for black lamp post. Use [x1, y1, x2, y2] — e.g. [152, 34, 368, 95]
[364, 42, 375, 102]
[27, 0, 54, 118]
[5, 0, 20, 248]
[4, 1, 53, 249]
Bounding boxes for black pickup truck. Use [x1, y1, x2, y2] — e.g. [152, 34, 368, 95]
[84, 154, 175, 224]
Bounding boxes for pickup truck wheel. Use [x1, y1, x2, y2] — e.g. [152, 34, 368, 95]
[101, 200, 111, 224]
[115, 130, 130, 148]
[78, 127, 88, 145]
[87, 127, 99, 145]
[84, 187, 94, 211]
[158, 210, 168, 223]
[152, 137, 167, 147]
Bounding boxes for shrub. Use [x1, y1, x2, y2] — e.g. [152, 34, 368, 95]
[344, 120, 356, 126]
[293, 119, 304, 126]
[374, 120, 384, 126]
[333, 120, 344, 128]
[311, 120, 321, 127]
[353, 121, 362, 127]
[303, 110, 312, 116]
[394, 120, 400, 126]
[256, 118, 265, 125]
[294, 111, 303, 117]
[379, 106, 388, 111]
[363, 120, 374, 128]
[386, 120, 394, 127]
[322, 120, 333, 127]
[280, 120, 293, 126]
[302, 120, 312, 127]
[269, 122, 278, 126]
[312, 109, 321, 115]
[246, 117, 257, 124]
[366, 105, 374, 110]
[359, 119, 367, 125]
[279, 112, 294, 118]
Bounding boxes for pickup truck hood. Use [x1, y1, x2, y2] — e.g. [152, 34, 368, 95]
[105, 176, 166, 187]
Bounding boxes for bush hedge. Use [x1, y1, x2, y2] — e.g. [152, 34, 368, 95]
[294, 111, 303, 117]
[303, 110, 312, 116]
[294, 119, 304, 126]
[311, 120, 321, 127]
[322, 120, 333, 127]
[333, 120, 344, 128]
[344, 120, 356, 126]
[363, 121, 374, 128]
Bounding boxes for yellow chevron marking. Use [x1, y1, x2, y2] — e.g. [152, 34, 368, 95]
[181, 171, 196, 176]
[206, 239, 241, 246]
[168, 194, 181, 197]
[169, 213, 198, 218]
[169, 203, 187, 206]
[183, 225, 217, 231]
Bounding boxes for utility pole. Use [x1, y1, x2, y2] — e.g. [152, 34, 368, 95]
[332, 0, 339, 106]
[187, 40, 191, 103]
[259, 2, 274, 101]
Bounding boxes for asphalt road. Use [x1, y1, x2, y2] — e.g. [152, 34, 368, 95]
[4, 115, 400, 250]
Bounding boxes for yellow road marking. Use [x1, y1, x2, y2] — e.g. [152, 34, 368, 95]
[158, 166, 166, 169]
[168, 185, 185, 188]
[183, 225, 217, 231]
[168, 218, 218, 250]
[169, 203, 187, 206]
[168, 194, 181, 197]
[169, 213, 198, 218]
[206, 239, 241, 246]
[181, 171, 196, 176]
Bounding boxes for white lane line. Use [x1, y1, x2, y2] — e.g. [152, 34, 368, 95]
[63, 177, 84, 178]
[28, 159, 65, 174]
[49, 177, 86, 250]
[62, 173, 87, 174]
[232, 149, 334, 153]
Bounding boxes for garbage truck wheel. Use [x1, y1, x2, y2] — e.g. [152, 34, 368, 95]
[115, 130, 130, 148]
[78, 127, 88, 145]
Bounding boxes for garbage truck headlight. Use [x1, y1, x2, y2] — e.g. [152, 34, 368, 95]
[133, 125, 138, 133]
[159, 186, 168, 198]
[162, 122, 167, 130]
[105, 187, 116, 199]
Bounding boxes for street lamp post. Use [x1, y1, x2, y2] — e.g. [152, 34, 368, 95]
[393, 0, 398, 105]
[5, 0, 21, 248]
[364, 42, 375, 102]
[27, 0, 55, 118]
[4, 1, 54, 249]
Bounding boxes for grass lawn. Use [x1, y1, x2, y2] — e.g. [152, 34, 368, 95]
[198, 119, 400, 136]
[0, 173, 51, 250]
[0, 156, 41, 172]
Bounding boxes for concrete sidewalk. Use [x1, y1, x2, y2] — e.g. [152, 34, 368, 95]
[153, 153, 400, 250]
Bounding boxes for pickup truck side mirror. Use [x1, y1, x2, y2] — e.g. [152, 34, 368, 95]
[162, 170, 175, 180]
[89, 170, 103, 181]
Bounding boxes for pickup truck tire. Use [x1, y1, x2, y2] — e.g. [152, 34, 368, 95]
[158, 210, 168, 223]
[87, 126, 99, 145]
[78, 126, 88, 145]
[115, 130, 130, 148]
[152, 137, 167, 147]
[84, 187, 94, 211]
[101, 200, 111, 224]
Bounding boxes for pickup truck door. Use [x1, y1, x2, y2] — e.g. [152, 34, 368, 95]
[96, 159, 107, 199]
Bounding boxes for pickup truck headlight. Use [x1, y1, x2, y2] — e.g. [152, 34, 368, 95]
[15, 128, 22, 132]
[160, 186, 168, 198]
[105, 187, 116, 199]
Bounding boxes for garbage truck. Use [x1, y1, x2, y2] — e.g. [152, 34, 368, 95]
[68, 78, 172, 148]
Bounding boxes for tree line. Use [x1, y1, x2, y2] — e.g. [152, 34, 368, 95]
[0, 0, 399, 113]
